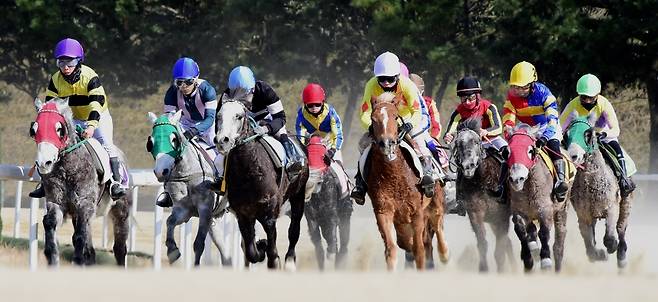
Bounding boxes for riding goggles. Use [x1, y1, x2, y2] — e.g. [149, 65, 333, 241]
[377, 75, 399, 85]
[306, 103, 323, 109]
[175, 78, 196, 87]
[56, 58, 81, 69]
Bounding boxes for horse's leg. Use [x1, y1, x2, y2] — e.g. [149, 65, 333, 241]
[43, 202, 63, 266]
[428, 206, 449, 264]
[526, 221, 540, 257]
[193, 204, 212, 266]
[512, 214, 533, 272]
[306, 214, 325, 270]
[423, 223, 435, 269]
[603, 202, 620, 254]
[411, 210, 426, 270]
[616, 196, 631, 268]
[578, 218, 607, 261]
[72, 204, 95, 266]
[109, 199, 130, 266]
[284, 191, 305, 271]
[492, 216, 513, 273]
[468, 209, 489, 272]
[165, 207, 191, 264]
[553, 207, 567, 273]
[208, 218, 232, 266]
[335, 204, 352, 269]
[538, 216, 553, 271]
[261, 215, 280, 269]
[375, 212, 397, 271]
[320, 213, 339, 261]
[237, 214, 263, 264]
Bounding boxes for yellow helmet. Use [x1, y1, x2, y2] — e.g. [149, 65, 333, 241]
[509, 61, 537, 86]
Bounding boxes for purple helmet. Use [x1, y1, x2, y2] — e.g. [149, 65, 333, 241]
[53, 38, 84, 60]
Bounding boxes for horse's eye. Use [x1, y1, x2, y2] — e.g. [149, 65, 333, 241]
[55, 122, 65, 138]
[30, 122, 38, 137]
[236, 114, 243, 120]
[527, 146, 535, 158]
[146, 136, 154, 153]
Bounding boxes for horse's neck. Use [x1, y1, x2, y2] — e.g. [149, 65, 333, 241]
[370, 145, 413, 175]
[172, 144, 213, 179]
[582, 149, 611, 175]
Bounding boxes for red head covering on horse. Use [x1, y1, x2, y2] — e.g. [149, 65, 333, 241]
[307, 135, 328, 171]
[32, 102, 69, 150]
[506, 128, 537, 169]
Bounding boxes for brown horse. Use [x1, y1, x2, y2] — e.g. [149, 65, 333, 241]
[366, 92, 449, 270]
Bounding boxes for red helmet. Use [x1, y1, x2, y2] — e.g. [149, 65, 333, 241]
[302, 83, 325, 104]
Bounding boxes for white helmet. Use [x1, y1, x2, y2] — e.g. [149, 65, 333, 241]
[373, 52, 400, 77]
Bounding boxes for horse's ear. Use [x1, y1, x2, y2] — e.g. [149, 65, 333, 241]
[392, 93, 403, 106]
[147, 112, 158, 124]
[527, 125, 542, 139]
[370, 95, 379, 107]
[504, 125, 514, 140]
[33, 98, 43, 112]
[170, 110, 183, 124]
[55, 97, 68, 107]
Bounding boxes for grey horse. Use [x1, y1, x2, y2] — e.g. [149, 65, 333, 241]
[452, 118, 514, 273]
[506, 124, 569, 272]
[147, 111, 231, 266]
[564, 117, 631, 268]
[31, 98, 131, 266]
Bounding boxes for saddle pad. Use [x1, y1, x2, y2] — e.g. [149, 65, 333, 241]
[83, 138, 111, 184]
[330, 161, 351, 199]
[258, 135, 286, 169]
[538, 149, 576, 183]
[358, 141, 423, 181]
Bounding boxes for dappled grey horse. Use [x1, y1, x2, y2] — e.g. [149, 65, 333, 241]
[147, 111, 231, 266]
[31, 98, 131, 266]
[564, 117, 631, 268]
[452, 118, 514, 273]
[215, 97, 308, 270]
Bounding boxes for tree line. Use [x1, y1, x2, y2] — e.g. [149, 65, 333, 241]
[1, 0, 656, 171]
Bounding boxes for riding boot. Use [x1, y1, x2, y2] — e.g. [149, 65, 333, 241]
[618, 158, 636, 198]
[109, 157, 127, 200]
[350, 170, 367, 205]
[156, 191, 173, 208]
[488, 163, 508, 204]
[29, 182, 46, 198]
[282, 136, 304, 179]
[553, 159, 569, 203]
[208, 175, 225, 196]
[420, 156, 436, 198]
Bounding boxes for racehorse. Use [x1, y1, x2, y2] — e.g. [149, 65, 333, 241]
[564, 116, 631, 268]
[505, 124, 568, 272]
[215, 96, 309, 270]
[146, 111, 231, 266]
[365, 92, 448, 270]
[452, 118, 514, 272]
[304, 134, 352, 270]
[31, 98, 130, 266]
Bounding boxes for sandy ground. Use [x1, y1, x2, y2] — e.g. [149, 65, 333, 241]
[0, 181, 657, 300]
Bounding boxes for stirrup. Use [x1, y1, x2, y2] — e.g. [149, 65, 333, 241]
[29, 183, 45, 198]
[209, 177, 225, 195]
[156, 192, 173, 207]
[350, 188, 366, 205]
[620, 178, 636, 198]
[420, 176, 435, 198]
[110, 182, 127, 200]
[552, 182, 568, 203]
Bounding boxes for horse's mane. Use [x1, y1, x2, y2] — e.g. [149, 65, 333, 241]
[457, 117, 482, 132]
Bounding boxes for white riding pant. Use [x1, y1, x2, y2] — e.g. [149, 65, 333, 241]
[73, 110, 119, 158]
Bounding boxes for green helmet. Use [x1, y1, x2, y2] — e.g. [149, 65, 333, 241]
[576, 74, 601, 97]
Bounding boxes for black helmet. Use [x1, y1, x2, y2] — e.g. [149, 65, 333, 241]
[456, 76, 482, 96]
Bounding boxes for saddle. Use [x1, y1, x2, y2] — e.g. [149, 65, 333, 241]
[537, 148, 576, 183]
[82, 138, 112, 184]
[598, 141, 637, 177]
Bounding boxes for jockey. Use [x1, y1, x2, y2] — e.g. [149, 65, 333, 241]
[157, 57, 221, 207]
[295, 83, 344, 165]
[350, 51, 437, 205]
[220, 66, 305, 178]
[443, 77, 509, 200]
[559, 73, 635, 197]
[501, 61, 568, 202]
[30, 38, 126, 200]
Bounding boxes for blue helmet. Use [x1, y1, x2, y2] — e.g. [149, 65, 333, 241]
[228, 66, 255, 91]
[172, 57, 199, 80]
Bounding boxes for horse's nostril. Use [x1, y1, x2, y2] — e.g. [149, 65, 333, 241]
[571, 155, 578, 161]
[222, 137, 229, 143]
[162, 168, 169, 176]
[45, 160, 52, 167]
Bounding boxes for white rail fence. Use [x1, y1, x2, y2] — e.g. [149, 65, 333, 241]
[0, 164, 243, 271]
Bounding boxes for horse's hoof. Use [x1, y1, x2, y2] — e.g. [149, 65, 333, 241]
[528, 241, 540, 252]
[592, 249, 608, 261]
[604, 236, 619, 254]
[167, 249, 181, 264]
[439, 251, 450, 264]
[326, 252, 336, 262]
[284, 258, 297, 272]
[540, 258, 553, 270]
[617, 257, 628, 269]
[268, 257, 281, 269]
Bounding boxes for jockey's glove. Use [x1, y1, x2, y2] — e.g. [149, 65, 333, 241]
[535, 136, 548, 149]
[183, 127, 200, 140]
[597, 132, 607, 140]
[324, 148, 336, 165]
[399, 122, 413, 135]
[254, 125, 269, 135]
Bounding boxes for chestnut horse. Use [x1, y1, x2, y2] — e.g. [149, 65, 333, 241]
[366, 92, 449, 270]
